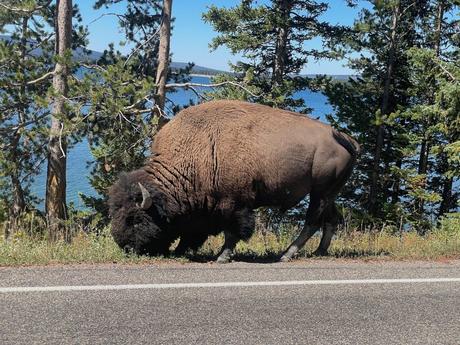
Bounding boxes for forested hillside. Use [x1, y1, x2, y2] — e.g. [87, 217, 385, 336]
[0, 0, 458, 247]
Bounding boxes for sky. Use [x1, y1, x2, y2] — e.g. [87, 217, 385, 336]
[78, 0, 364, 75]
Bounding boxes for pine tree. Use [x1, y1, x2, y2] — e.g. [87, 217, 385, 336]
[435, 59, 460, 216]
[428, 1, 459, 217]
[1, 1, 89, 239]
[390, 0, 460, 225]
[203, 0, 347, 111]
[0, 1, 55, 234]
[316, 0, 459, 229]
[78, 0, 191, 218]
[315, 0, 425, 223]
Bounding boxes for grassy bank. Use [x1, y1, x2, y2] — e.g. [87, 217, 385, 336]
[1, 214, 459, 266]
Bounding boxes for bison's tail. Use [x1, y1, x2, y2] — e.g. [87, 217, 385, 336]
[319, 129, 360, 200]
[332, 129, 361, 161]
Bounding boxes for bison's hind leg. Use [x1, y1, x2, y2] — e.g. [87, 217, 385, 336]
[281, 153, 354, 262]
[280, 198, 343, 261]
[312, 203, 342, 257]
[217, 208, 255, 263]
[280, 195, 341, 262]
[280, 201, 345, 261]
[280, 194, 327, 262]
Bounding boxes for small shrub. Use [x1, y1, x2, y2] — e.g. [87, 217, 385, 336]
[437, 213, 460, 235]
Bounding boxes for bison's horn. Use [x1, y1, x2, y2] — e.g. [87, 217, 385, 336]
[138, 182, 152, 210]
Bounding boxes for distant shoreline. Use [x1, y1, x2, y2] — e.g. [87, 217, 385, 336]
[189, 73, 213, 78]
[186, 73, 355, 80]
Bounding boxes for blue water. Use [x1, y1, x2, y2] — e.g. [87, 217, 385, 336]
[31, 76, 332, 209]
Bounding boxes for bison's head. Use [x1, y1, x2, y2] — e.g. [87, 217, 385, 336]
[108, 170, 171, 256]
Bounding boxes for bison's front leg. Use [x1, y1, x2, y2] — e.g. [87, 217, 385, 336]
[216, 208, 255, 263]
[216, 231, 239, 263]
[175, 232, 209, 257]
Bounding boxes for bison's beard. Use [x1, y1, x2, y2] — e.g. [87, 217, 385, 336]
[111, 208, 171, 256]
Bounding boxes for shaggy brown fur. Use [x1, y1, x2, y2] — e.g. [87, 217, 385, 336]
[108, 100, 360, 262]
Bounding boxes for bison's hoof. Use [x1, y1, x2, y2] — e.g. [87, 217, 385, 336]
[216, 256, 231, 264]
[279, 255, 291, 263]
[216, 254, 232, 264]
[313, 249, 328, 257]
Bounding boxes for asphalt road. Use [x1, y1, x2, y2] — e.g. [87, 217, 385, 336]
[1, 260, 460, 345]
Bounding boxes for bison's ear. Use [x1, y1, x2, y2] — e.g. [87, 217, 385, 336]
[138, 183, 153, 210]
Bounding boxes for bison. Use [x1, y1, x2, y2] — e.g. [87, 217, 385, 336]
[108, 100, 359, 263]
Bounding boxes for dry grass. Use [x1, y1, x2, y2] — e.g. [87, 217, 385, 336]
[1, 215, 459, 266]
[194, 225, 460, 262]
[0, 228, 182, 266]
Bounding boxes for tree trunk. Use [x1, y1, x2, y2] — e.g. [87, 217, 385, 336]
[391, 159, 402, 205]
[46, 0, 72, 241]
[9, 155, 26, 238]
[438, 176, 453, 216]
[9, 134, 26, 236]
[154, 0, 172, 129]
[368, 2, 400, 215]
[10, 162, 26, 219]
[272, 0, 291, 86]
[415, 138, 430, 213]
[7, 17, 29, 238]
[433, 0, 444, 57]
[418, 139, 430, 175]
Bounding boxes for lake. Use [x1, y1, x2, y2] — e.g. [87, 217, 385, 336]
[31, 76, 333, 209]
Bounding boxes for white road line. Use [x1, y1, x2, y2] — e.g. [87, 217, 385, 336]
[1, 278, 460, 293]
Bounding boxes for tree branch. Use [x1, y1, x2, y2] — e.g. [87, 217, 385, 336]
[7, 71, 54, 87]
[165, 81, 263, 98]
[20, 155, 47, 184]
[180, 84, 210, 101]
[58, 122, 66, 158]
[435, 59, 457, 81]
[26, 32, 55, 55]
[26, 70, 55, 85]
[0, 113, 48, 135]
[88, 12, 127, 25]
[79, 63, 107, 72]
[123, 96, 151, 111]
[124, 20, 162, 66]
[0, 0, 52, 13]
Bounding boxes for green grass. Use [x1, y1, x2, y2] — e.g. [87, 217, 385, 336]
[1, 214, 459, 266]
[0, 227, 189, 266]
